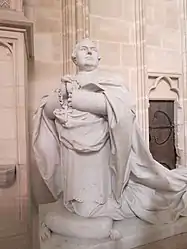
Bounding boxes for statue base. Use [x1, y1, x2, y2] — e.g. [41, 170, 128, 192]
[40, 216, 187, 249]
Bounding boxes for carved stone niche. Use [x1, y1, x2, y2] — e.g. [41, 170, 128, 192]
[0, 11, 35, 249]
[148, 73, 185, 167]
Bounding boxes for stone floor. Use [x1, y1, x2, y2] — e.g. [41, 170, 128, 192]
[136, 234, 187, 249]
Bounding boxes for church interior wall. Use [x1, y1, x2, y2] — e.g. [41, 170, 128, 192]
[89, 0, 187, 165]
[22, 0, 187, 165]
[1, 1, 187, 248]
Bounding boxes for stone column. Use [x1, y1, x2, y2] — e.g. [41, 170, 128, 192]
[179, 0, 187, 165]
[135, 0, 148, 143]
[62, 0, 90, 74]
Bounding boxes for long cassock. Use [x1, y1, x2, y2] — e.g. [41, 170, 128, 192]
[33, 75, 187, 224]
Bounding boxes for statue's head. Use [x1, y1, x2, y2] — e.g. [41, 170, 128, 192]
[72, 38, 101, 72]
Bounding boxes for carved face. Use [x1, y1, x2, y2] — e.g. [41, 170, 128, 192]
[73, 39, 100, 72]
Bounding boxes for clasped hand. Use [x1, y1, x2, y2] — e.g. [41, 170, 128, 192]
[60, 75, 73, 99]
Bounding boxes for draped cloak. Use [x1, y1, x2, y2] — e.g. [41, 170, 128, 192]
[33, 75, 187, 224]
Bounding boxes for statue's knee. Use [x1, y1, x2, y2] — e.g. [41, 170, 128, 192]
[73, 201, 97, 217]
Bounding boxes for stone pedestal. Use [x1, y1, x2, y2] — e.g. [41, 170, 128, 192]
[41, 217, 187, 249]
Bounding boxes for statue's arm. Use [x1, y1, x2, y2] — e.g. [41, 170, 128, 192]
[72, 90, 107, 116]
[44, 91, 61, 120]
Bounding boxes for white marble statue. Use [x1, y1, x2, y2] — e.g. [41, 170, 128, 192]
[33, 38, 187, 241]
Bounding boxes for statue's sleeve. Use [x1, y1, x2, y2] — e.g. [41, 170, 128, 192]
[32, 96, 63, 200]
[43, 90, 61, 120]
[72, 90, 107, 115]
[103, 85, 136, 201]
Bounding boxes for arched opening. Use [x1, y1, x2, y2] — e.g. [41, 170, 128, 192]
[148, 76, 183, 168]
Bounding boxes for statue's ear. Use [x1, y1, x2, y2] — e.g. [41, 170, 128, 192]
[98, 56, 101, 61]
[72, 56, 77, 65]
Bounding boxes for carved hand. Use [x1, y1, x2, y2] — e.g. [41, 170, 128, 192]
[60, 75, 73, 99]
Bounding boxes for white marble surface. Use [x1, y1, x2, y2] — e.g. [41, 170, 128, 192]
[41, 217, 187, 249]
[34, 39, 187, 241]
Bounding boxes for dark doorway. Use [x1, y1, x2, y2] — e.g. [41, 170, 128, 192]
[149, 100, 176, 170]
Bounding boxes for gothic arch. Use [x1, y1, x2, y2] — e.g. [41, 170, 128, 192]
[149, 76, 180, 102]
[148, 74, 184, 167]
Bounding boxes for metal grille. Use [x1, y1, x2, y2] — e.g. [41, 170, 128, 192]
[149, 110, 174, 145]
[149, 100, 177, 170]
[0, 0, 10, 8]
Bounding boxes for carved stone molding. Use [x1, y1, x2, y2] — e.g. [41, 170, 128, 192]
[0, 1, 32, 56]
[0, 0, 10, 9]
[148, 74, 181, 102]
[0, 40, 13, 55]
[62, 0, 90, 74]
[0, 0, 11, 9]
[0, 5, 34, 247]
[0, 0, 22, 11]
[0, 16, 34, 59]
[0, 30, 32, 247]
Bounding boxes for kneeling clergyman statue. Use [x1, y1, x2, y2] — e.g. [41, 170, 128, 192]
[33, 38, 187, 240]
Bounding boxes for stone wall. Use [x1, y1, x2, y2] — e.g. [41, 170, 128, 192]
[145, 0, 186, 164]
[24, 0, 63, 116]
[23, 0, 187, 163]
[146, 0, 181, 73]
[89, 0, 187, 164]
[24, 0, 89, 115]
[90, 0, 136, 92]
